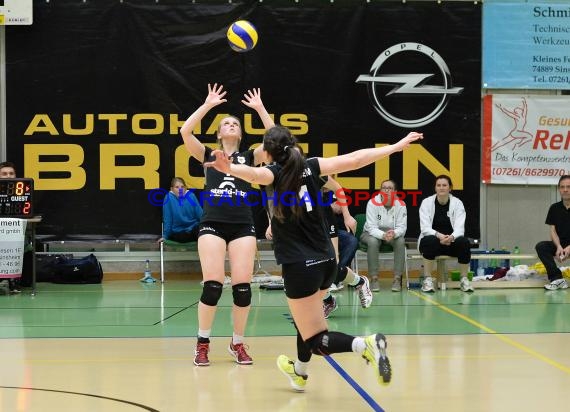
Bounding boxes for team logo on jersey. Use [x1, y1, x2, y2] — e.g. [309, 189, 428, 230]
[237, 156, 246, 164]
[356, 42, 463, 128]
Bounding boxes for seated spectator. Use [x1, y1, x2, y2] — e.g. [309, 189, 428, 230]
[360, 179, 407, 292]
[535, 175, 570, 290]
[162, 177, 203, 243]
[0, 161, 16, 178]
[418, 175, 473, 293]
[330, 200, 359, 288]
[318, 177, 371, 317]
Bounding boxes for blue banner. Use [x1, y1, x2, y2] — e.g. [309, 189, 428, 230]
[483, 2, 570, 89]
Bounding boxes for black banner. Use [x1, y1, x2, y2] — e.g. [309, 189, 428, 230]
[6, 0, 481, 239]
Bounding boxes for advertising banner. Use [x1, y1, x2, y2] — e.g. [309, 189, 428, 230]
[6, 0, 481, 239]
[483, 95, 570, 184]
[483, 2, 570, 89]
[0, 219, 27, 279]
[0, 0, 33, 25]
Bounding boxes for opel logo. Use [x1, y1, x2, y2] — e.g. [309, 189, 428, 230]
[356, 43, 463, 128]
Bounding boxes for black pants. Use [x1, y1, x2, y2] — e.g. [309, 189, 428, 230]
[168, 226, 199, 243]
[535, 241, 566, 281]
[419, 235, 471, 264]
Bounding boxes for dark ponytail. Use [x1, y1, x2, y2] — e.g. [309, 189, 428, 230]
[262, 126, 305, 222]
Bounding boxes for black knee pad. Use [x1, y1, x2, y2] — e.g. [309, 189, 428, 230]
[232, 283, 252, 307]
[305, 331, 329, 356]
[200, 280, 223, 306]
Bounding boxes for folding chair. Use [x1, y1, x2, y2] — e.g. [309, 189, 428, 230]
[253, 239, 272, 278]
[352, 213, 410, 290]
[159, 237, 198, 283]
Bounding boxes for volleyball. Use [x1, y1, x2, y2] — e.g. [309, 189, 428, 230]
[227, 20, 258, 53]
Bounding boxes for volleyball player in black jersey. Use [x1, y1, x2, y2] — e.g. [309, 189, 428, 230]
[205, 125, 423, 390]
[180, 84, 274, 366]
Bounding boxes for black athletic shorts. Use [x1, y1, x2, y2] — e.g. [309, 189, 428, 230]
[282, 258, 336, 299]
[198, 221, 256, 243]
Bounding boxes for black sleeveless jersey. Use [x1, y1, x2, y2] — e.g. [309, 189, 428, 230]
[266, 157, 335, 264]
[200, 146, 255, 225]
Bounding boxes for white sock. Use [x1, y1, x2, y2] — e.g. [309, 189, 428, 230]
[198, 329, 211, 339]
[351, 337, 366, 354]
[348, 273, 361, 286]
[232, 333, 244, 345]
[294, 360, 309, 376]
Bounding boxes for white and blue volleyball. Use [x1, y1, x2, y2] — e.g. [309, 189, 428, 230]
[227, 20, 258, 53]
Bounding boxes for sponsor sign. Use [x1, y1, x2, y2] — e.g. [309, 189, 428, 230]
[483, 95, 570, 184]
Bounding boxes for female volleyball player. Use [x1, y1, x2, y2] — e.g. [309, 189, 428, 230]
[204, 125, 423, 390]
[180, 84, 274, 366]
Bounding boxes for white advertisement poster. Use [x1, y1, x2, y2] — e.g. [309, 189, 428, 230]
[0, 218, 27, 278]
[483, 2, 570, 90]
[482, 95, 570, 184]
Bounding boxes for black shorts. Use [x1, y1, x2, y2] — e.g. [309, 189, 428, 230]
[198, 221, 256, 243]
[282, 258, 336, 299]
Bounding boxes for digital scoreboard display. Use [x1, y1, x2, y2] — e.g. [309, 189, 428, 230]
[0, 178, 33, 217]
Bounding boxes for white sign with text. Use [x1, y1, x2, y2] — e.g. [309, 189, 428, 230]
[482, 94, 570, 184]
[0, 218, 27, 278]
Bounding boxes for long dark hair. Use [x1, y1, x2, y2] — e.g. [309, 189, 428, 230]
[263, 126, 305, 222]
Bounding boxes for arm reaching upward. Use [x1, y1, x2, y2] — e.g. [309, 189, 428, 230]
[180, 83, 227, 162]
[318, 132, 423, 176]
[242, 88, 275, 165]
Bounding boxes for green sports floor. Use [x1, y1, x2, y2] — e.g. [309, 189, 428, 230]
[1, 280, 570, 412]
[1, 280, 569, 339]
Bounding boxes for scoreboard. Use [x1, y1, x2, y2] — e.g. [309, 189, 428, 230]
[0, 178, 34, 217]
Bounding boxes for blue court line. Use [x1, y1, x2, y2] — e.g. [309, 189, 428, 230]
[324, 355, 385, 412]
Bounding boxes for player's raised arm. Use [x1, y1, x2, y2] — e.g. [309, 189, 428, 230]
[242, 88, 275, 165]
[318, 132, 423, 176]
[180, 83, 228, 162]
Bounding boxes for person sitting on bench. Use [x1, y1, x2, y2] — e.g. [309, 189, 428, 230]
[418, 175, 473, 293]
[535, 174, 570, 291]
[161, 177, 203, 243]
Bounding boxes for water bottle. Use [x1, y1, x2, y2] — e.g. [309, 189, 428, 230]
[140, 259, 157, 283]
[513, 246, 520, 266]
[479, 252, 488, 270]
[500, 246, 509, 268]
[489, 248, 498, 269]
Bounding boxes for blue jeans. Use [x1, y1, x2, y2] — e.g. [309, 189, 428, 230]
[338, 229, 358, 269]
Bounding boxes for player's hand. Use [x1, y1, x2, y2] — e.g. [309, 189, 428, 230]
[204, 150, 232, 174]
[396, 132, 423, 151]
[242, 88, 264, 111]
[205, 83, 227, 108]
